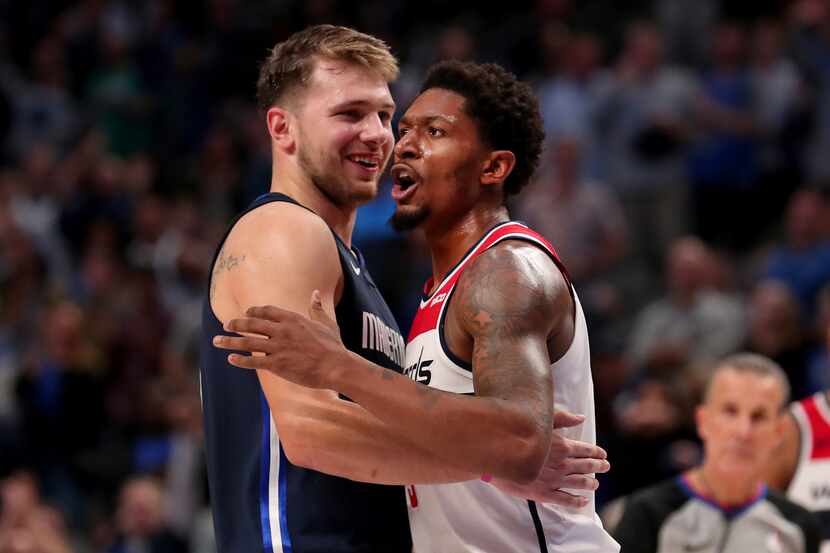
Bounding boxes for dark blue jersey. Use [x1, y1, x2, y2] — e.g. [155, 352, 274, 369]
[200, 193, 411, 553]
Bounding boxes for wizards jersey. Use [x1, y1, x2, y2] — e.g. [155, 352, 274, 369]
[789, 391, 830, 552]
[403, 221, 619, 552]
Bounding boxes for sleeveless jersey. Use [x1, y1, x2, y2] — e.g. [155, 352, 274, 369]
[789, 391, 830, 552]
[200, 193, 411, 553]
[403, 221, 619, 552]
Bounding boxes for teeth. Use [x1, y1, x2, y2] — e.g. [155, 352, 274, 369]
[349, 155, 377, 167]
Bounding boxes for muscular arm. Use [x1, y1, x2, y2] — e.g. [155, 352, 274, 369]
[215, 203, 476, 485]
[297, 243, 567, 483]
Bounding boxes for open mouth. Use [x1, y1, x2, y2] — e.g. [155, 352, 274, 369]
[391, 164, 420, 202]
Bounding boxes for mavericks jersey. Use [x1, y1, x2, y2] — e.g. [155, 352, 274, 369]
[200, 193, 411, 553]
[789, 391, 830, 552]
[403, 221, 619, 552]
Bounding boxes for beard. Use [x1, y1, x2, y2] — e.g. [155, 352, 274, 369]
[388, 205, 431, 232]
[296, 132, 378, 207]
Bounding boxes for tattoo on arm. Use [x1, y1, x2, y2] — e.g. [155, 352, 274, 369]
[453, 243, 569, 427]
[210, 247, 247, 300]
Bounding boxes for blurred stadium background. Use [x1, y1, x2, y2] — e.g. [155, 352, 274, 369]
[0, 0, 829, 551]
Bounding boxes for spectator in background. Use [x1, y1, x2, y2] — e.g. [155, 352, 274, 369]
[655, 0, 718, 67]
[607, 237, 745, 497]
[14, 302, 105, 521]
[0, 471, 73, 553]
[595, 21, 697, 276]
[746, 280, 814, 401]
[790, 0, 830, 182]
[751, 20, 807, 223]
[105, 476, 187, 553]
[689, 22, 761, 251]
[626, 237, 745, 377]
[4, 34, 80, 161]
[535, 30, 606, 178]
[613, 354, 821, 553]
[761, 187, 830, 317]
[86, 27, 153, 157]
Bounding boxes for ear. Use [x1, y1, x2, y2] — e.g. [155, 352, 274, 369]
[480, 150, 516, 188]
[695, 405, 708, 441]
[266, 106, 295, 153]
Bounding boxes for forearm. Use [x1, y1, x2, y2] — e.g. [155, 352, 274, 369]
[328, 350, 547, 482]
[267, 383, 478, 485]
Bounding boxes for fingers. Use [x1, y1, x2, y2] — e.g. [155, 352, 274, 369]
[552, 410, 585, 429]
[559, 458, 610, 475]
[223, 317, 279, 337]
[559, 474, 600, 491]
[542, 489, 589, 509]
[212, 335, 274, 354]
[245, 304, 293, 322]
[566, 440, 607, 460]
[225, 353, 271, 370]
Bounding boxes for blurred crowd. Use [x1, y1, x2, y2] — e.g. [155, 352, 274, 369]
[1, 0, 829, 551]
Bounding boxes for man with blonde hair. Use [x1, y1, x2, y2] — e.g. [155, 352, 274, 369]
[201, 25, 607, 553]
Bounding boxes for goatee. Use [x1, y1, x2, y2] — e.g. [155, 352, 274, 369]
[388, 206, 430, 232]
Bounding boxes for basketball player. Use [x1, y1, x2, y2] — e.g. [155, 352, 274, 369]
[613, 354, 821, 553]
[214, 61, 619, 551]
[764, 388, 830, 553]
[202, 28, 609, 553]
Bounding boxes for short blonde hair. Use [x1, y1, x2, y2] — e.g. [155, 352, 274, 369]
[256, 25, 399, 111]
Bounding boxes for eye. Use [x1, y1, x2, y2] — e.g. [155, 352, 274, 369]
[398, 127, 410, 137]
[379, 111, 393, 124]
[751, 410, 769, 424]
[336, 110, 361, 120]
[428, 127, 444, 137]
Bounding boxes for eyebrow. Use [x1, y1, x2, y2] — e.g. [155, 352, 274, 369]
[331, 99, 396, 112]
[398, 114, 455, 127]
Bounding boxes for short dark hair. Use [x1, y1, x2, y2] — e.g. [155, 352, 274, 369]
[419, 60, 544, 198]
[704, 353, 790, 409]
[256, 25, 398, 112]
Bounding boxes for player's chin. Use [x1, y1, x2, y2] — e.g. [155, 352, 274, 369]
[348, 180, 379, 204]
[388, 204, 430, 232]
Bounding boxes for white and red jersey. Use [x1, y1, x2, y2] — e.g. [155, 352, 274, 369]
[789, 391, 830, 552]
[404, 221, 619, 553]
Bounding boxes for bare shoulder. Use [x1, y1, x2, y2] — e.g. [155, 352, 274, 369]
[227, 201, 336, 260]
[211, 201, 341, 317]
[454, 240, 572, 339]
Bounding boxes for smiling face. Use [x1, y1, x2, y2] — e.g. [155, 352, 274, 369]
[292, 58, 395, 206]
[697, 367, 785, 480]
[389, 88, 490, 231]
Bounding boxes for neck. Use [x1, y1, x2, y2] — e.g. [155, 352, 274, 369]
[689, 465, 762, 508]
[423, 205, 510, 291]
[270, 161, 357, 246]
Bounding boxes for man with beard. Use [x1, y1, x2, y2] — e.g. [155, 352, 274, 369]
[214, 60, 618, 552]
[203, 29, 607, 553]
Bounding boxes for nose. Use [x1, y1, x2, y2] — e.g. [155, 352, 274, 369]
[394, 130, 420, 160]
[733, 415, 753, 441]
[360, 113, 390, 147]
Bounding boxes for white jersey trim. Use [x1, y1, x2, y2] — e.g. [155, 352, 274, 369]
[432, 229, 573, 378]
[792, 401, 813, 472]
[419, 221, 530, 308]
